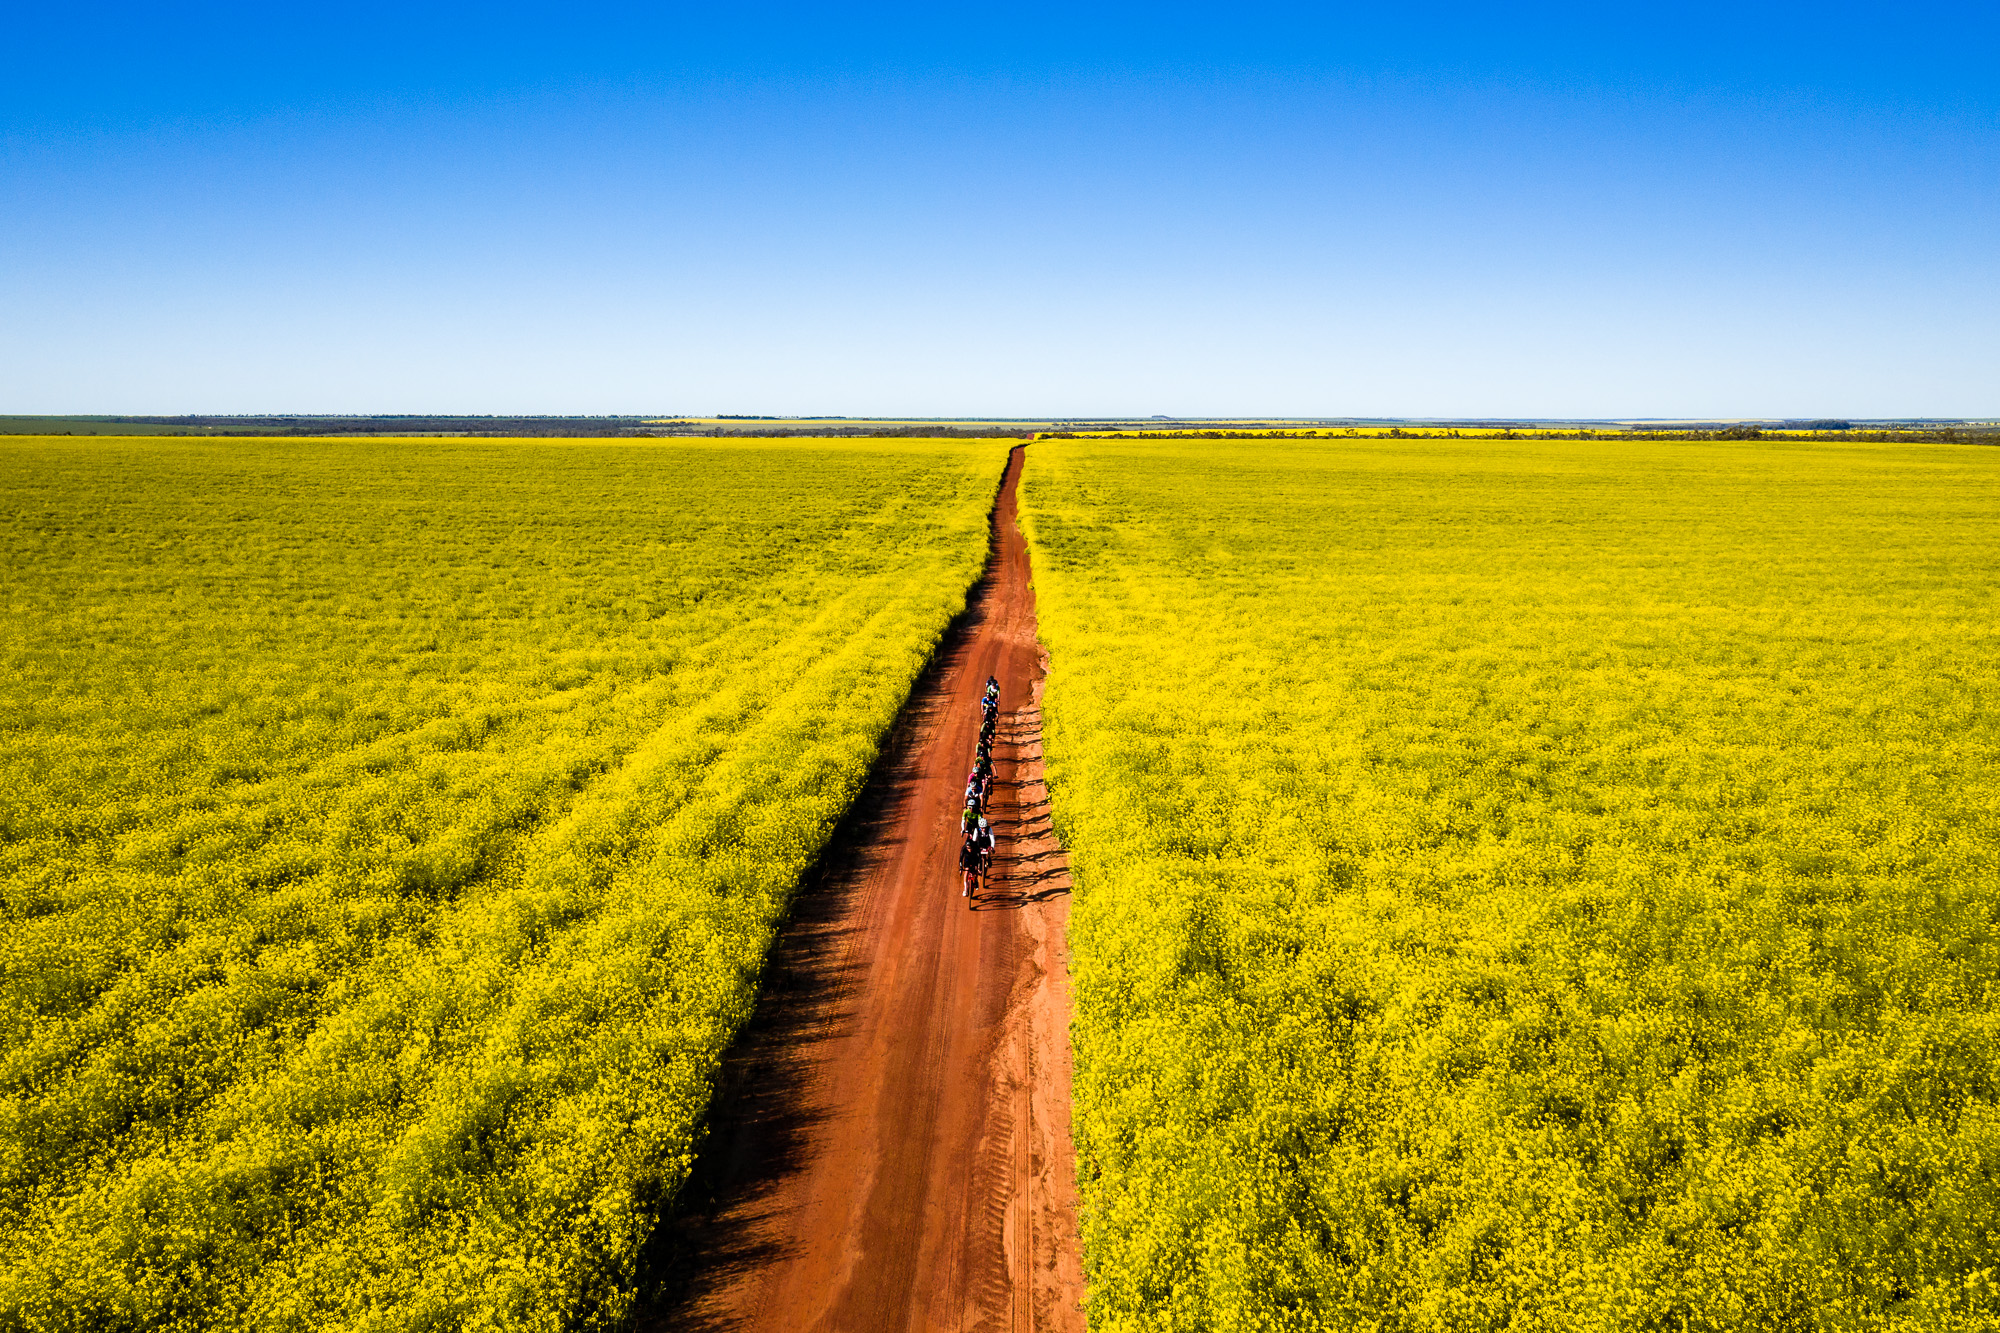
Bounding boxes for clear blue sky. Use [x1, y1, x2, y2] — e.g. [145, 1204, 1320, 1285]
[4, 2, 1995, 417]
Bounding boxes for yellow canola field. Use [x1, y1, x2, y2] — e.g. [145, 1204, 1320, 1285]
[0, 435, 1006, 1331]
[1020, 435, 2000, 1332]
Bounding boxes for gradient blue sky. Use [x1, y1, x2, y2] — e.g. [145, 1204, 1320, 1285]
[4, 2, 1995, 417]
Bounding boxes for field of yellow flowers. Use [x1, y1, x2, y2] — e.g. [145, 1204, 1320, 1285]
[0, 434, 1004, 1331]
[1021, 434, 2000, 1332]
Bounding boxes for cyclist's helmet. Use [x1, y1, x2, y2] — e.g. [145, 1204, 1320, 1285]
[978, 818, 989, 830]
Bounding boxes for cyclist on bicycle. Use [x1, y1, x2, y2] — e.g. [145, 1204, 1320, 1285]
[959, 834, 982, 897]
[960, 800, 980, 837]
[973, 817, 994, 884]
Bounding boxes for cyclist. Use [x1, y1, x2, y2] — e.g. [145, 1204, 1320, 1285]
[985, 674, 999, 703]
[960, 800, 980, 838]
[973, 817, 995, 884]
[959, 833, 983, 898]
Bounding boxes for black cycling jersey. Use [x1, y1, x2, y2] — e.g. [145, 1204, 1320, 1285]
[959, 840, 982, 871]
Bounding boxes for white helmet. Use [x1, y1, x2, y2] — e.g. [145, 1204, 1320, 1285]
[978, 817, 989, 830]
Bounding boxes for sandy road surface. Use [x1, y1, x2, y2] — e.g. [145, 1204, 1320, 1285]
[645, 446, 1085, 1332]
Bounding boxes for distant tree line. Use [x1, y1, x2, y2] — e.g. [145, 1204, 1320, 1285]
[662, 424, 1035, 440]
[19, 416, 1991, 446]
[93, 416, 663, 437]
[52, 416, 1038, 440]
[1042, 426, 1997, 444]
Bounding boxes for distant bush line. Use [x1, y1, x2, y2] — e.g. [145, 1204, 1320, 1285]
[675, 425, 1038, 439]
[1041, 426, 1998, 444]
[1, 416, 1037, 440]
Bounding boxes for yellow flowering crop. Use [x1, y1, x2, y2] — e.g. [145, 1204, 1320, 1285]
[1020, 434, 2000, 1332]
[0, 434, 1006, 1331]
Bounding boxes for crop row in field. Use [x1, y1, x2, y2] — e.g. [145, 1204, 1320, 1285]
[0, 435, 1006, 1332]
[1021, 435, 2000, 1331]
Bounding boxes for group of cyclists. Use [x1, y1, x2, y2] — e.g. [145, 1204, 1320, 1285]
[958, 674, 1002, 898]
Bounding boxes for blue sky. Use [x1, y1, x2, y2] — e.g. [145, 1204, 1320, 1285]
[4, 2, 1995, 417]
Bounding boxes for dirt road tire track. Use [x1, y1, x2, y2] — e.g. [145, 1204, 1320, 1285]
[642, 446, 1085, 1333]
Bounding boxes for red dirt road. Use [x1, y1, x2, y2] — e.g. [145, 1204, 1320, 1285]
[645, 447, 1085, 1333]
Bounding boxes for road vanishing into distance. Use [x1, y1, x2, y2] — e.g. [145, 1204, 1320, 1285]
[646, 446, 1086, 1332]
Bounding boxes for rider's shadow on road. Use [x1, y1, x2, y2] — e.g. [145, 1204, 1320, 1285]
[973, 842, 1071, 911]
[974, 702, 1071, 911]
